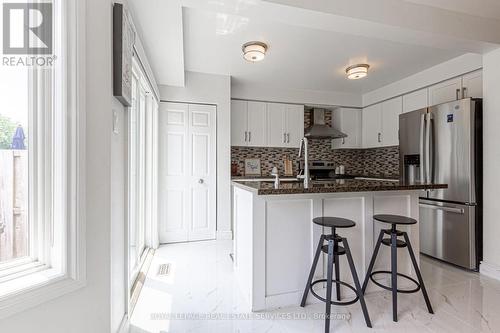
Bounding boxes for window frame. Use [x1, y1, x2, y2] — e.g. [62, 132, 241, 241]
[0, 0, 86, 319]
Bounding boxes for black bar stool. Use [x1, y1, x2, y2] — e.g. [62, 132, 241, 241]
[362, 214, 434, 322]
[301, 217, 372, 333]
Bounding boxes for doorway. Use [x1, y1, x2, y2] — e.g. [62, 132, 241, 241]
[158, 102, 217, 243]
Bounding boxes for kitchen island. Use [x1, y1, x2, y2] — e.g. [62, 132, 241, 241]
[232, 179, 447, 311]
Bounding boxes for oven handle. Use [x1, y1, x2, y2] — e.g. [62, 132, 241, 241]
[419, 203, 464, 214]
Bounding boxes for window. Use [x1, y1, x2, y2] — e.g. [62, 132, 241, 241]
[0, 0, 84, 317]
[128, 58, 158, 288]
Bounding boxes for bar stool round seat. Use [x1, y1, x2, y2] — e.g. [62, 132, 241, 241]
[301, 216, 372, 333]
[362, 214, 433, 323]
[373, 214, 417, 225]
[313, 216, 356, 228]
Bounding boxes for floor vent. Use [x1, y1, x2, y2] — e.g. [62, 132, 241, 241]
[157, 263, 171, 277]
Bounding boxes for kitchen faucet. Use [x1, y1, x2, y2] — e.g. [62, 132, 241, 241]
[297, 137, 310, 188]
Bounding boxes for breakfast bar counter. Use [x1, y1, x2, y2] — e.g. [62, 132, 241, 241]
[231, 179, 447, 311]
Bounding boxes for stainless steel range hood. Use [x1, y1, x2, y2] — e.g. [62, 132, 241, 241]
[304, 108, 348, 139]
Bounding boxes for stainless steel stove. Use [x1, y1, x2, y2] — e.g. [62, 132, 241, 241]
[299, 160, 355, 181]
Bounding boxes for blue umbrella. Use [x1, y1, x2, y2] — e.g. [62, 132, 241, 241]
[11, 125, 26, 150]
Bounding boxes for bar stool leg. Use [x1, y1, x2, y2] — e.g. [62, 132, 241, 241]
[342, 238, 372, 328]
[301, 235, 326, 307]
[334, 238, 341, 301]
[362, 230, 385, 293]
[325, 239, 334, 333]
[391, 231, 398, 322]
[402, 232, 434, 314]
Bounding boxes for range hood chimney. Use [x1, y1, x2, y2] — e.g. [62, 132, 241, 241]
[304, 108, 348, 139]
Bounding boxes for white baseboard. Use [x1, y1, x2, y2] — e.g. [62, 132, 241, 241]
[217, 230, 233, 240]
[480, 261, 500, 281]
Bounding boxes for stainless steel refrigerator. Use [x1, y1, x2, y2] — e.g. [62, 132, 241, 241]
[399, 98, 482, 271]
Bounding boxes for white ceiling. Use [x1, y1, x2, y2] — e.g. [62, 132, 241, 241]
[129, 0, 500, 92]
[183, 7, 461, 93]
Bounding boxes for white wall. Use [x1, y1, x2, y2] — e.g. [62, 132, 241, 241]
[363, 53, 483, 106]
[0, 0, 114, 332]
[481, 48, 500, 280]
[231, 81, 362, 108]
[159, 71, 232, 239]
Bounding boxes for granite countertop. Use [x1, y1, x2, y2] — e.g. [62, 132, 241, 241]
[232, 178, 447, 195]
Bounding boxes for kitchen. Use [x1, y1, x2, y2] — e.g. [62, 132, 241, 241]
[125, 1, 499, 333]
[3, 1, 500, 333]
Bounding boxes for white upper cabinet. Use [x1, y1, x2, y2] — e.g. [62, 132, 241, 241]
[246, 101, 267, 147]
[428, 77, 462, 106]
[362, 97, 402, 148]
[381, 97, 402, 147]
[232, 100, 304, 148]
[332, 108, 362, 149]
[231, 100, 248, 146]
[462, 70, 483, 98]
[403, 88, 428, 113]
[362, 103, 382, 148]
[284, 104, 305, 148]
[267, 103, 287, 147]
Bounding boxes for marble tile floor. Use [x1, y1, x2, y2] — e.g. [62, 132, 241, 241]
[130, 240, 500, 333]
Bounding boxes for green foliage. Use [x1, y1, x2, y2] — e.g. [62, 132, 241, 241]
[0, 114, 17, 149]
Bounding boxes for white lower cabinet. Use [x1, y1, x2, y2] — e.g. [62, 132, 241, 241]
[332, 108, 362, 149]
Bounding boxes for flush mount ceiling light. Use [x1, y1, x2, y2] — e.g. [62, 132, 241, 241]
[242, 41, 268, 62]
[346, 64, 370, 80]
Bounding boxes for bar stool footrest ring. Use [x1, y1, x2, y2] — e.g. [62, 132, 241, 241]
[309, 279, 359, 306]
[369, 270, 421, 294]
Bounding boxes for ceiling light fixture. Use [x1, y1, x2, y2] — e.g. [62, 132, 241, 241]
[242, 41, 268, 62]
[346, 64, 370, 80]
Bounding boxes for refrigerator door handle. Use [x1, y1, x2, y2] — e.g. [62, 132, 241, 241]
[419, 203, 465, 214]
[425, 113, 431, 184]
[420, 113, 425, 184]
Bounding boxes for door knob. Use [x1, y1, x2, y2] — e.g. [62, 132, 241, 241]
[198, 179, 204, 184]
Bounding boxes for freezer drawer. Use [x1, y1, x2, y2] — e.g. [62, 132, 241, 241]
[419, 200, 476, 270]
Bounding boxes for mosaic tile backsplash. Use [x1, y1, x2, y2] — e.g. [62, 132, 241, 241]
[231, 109, 400, 177]
[231, 145, 400, 177]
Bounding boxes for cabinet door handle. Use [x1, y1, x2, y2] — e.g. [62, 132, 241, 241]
[248, 131, 251, 142]
[456, 88, 460, 100]
[283, 133, 287, 143]
[377, 133, 381, 143]
[287, 133, 290, 143]
[244, 131, 248, 142]
[462, 87, 467, 98]
[342, 137, 345, 145]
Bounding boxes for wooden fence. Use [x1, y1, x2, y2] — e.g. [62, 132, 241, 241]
[0, 150, 28, 263]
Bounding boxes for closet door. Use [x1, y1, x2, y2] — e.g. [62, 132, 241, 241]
[159, 102, 217, 243]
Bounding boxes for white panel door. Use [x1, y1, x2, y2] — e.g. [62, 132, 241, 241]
[188, 104, 217, 241]
[362, 103, 382, 148]
[381, 97, 402, 146]
[462, 70, 483, 98]
[247, 101, 267, 147]
[231, 100, 248, 146]
[267, 103, 286, 148]
[403, 88, 428, 113]
[285, 104, 305, 148]
[159, 102, 216, 243]
[428, 77, 462, 106]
